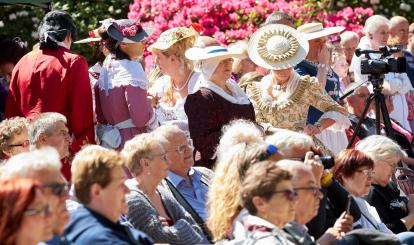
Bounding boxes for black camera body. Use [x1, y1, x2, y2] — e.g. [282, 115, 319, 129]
[356, 46, 406, 75]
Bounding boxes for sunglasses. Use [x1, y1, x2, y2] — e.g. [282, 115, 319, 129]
[24, 204, 51, 217]
[43, 182, 70, 197]
[272, 189, 298, 201]
[8, 140, 30, 148]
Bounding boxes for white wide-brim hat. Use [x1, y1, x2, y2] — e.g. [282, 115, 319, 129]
[297, 23, 345, 40]
[185, 46, 245, 61]
[248, 24, 309, 70]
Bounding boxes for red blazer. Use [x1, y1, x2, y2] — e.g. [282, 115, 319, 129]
[6, 46, 95, 171]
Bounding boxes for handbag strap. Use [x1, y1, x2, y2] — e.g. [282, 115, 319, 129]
[164, 178, 213, 242]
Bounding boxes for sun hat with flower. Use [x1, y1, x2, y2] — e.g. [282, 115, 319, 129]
[248, 24, 309, 70]
[74, 28, 101, 44]
[102, 19, 154, 43]
[297, 22, 345, 40]
[148, 24, 202, 52]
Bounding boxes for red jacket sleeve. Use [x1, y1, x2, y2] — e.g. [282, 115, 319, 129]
[68, 56, 95, 152]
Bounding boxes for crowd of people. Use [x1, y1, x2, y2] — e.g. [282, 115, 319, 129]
[2, 8, 414, 245]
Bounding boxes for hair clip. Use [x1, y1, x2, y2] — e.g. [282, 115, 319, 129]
[266, 144, 278, 155]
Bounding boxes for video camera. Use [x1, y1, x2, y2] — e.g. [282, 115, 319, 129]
[355, 46, 406, 75]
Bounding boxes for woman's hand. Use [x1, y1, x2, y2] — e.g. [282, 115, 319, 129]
[304, 124, 321, 136]
[318, 44, 332, 67]
[158, 216, 169, 227]
[304, 151, 324, 184]
[147, 93, 160, 108]
[333, 212, 354, 236]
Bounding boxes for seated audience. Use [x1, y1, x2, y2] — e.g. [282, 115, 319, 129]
[208, 120, 280, 242]
[65, 145, 152, 244]
[233, 160, 297, 244]
[28, 112, 72, 180]
[0, 117, 29, 160]
[121, 133, 206, 244]
[266, 130, 360, 239]
[1, 148, 69, 244]
[355, 135, 414, 234]
[153, 125, 212, 240]
[334, 148, 414, 244]
[0, 178, 52, 245]
[278, 160, 351, 245]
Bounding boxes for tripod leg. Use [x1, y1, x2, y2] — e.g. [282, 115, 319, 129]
[375, 94, 381, 135]
[378, 94, 396, 140]
[347, 94, 376, 148]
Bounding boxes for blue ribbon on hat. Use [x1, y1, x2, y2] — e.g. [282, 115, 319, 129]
[207, 48, 228, 54]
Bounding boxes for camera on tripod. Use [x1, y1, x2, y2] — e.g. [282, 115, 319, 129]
[355, 45, 406, 75]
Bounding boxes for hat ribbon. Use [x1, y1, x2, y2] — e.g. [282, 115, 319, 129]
[207, 48, 228, 54]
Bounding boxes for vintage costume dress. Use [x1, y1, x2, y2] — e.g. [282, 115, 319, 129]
[245, 72, 348, 153]
[184, 80, 255, 168]
[95, 56, 156, 150]
[150, 72, 200, 131]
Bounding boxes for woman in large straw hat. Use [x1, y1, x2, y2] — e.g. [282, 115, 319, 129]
[184, 46, 256, 168]
[245, 24, 347, 151]
[148, 26, 200, 127]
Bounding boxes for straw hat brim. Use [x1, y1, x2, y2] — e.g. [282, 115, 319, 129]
[185, 47, 245, 61]
[107, 26, 155, 43]
[74, 37, 101, 44]
[248, 24, 309, 70]
[303, 26, 345, 40]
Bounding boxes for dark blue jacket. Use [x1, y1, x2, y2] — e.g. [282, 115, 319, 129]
[295, 60, 340, 124]
[404, 50, 414, 87]
[65, 206, 153, 245]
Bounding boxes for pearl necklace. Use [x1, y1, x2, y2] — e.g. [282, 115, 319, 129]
[172, 70, 194, 91]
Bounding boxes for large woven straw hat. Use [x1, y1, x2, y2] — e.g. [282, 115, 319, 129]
[248, 24, 309, 70]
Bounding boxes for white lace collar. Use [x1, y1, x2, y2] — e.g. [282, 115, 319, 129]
[97, 56, 148, 95]
[199, 80, 251, 105]
[260, 71, 300, 105]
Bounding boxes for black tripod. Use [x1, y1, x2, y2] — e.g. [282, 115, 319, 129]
[346, 74, 395, 148]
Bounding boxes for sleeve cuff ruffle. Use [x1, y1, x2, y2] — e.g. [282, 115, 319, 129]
[320, 111, 351, 131]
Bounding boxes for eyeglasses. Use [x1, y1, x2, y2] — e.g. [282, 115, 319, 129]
[167, 139, 194, 155]
[8, 140, 30, 148]
[42, 182, 70, 197]
[24, 204, 51, 217]
[356, 169, 375, 177]
[294, 186, 323, 196]
[272, 189, 298, 201]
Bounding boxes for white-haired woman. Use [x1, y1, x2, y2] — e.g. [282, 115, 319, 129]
[245, 24, 348, 155]
[356, 135, 414, 235]
[351, 15, 413, 131]
[184, 46, 256, 168]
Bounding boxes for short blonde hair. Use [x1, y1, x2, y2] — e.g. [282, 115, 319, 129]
[0, 117, 28, 158]
[208, 141, 269, 241]
[121, 133, 162, 176]
[355, 135, 406, 165]
[71, 145, 125, 204]
[266, 129, 314, 156]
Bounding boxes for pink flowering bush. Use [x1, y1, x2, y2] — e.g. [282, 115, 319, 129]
[127, 0, 373, 70]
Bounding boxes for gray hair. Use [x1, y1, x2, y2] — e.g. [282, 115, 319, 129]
[0, 147, 61, 179]
[216, 119, 263, 161]
[355, 135, 406, 164]
[265, 129, 314, 156]
[277, 159, 313, 183]
[153, 124, 185, 147]
[364, 15, 390, 35]
[340, 31, 359, 44]
[29, 112, 67, 146]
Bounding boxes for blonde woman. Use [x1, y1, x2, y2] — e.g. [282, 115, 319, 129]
[148, 26, 200, 125]
[207, 121, 280, 241]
